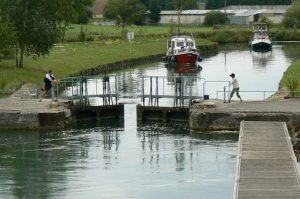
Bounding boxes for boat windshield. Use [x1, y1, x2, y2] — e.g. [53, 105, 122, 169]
[176, 41, 184, 47]
[187, 41, 194, 47]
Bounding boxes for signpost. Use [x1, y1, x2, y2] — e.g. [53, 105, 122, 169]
[127, 32, 134, 54]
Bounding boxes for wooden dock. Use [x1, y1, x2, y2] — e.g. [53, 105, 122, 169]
[234, 121, 300, 199]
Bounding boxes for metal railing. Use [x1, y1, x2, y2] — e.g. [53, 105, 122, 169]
[55, 75, 298, 106]
[57, 75, 119, 106]
[217, 88, 280, 102]
[140, 75, 205, 107]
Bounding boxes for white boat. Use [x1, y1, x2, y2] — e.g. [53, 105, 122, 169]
[249, 23, 272, 51]
[164, 35, 202, 64]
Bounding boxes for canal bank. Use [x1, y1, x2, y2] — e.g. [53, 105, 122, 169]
[189, 98, 300, 138]
[0, 84, 72, 130]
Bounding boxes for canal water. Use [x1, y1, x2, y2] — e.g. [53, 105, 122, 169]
[1, 43, 300, 199]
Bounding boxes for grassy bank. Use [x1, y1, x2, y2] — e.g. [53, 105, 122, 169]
[279, 60, 300, 96]
[0, 38, 214, 91]
[64, 24, 214, 41]
[66, 24, 300, 43]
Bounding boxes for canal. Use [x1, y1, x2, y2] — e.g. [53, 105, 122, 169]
[0, 42, 300, 199]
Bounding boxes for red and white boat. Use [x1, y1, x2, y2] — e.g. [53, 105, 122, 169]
[165, 35, 201, 64]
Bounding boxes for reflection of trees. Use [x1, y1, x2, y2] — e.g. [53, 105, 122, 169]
[0, 120, 124, 198]
[118, 72, 139, 97]
[0, 131, 69, 199]
[281, 42, 300, 60]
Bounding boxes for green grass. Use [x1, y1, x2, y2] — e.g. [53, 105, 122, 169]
[279, 60, 300, 96]
[67, 24, 214, 35]
[0, 37, 214, 90]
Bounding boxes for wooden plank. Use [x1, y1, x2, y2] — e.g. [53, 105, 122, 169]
[233, 121, 300, 199]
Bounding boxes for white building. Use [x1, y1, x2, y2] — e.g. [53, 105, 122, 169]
[159, 6, 290, 25]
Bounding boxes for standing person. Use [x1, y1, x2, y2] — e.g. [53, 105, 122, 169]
[40, 70, 59, 101]
[228, 73, 242, 103]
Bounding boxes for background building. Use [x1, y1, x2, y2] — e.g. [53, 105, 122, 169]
[159, 5, 290, 25]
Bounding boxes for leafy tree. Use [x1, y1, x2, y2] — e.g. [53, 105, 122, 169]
[0, 19, 16, 58]
[204, 11, 228, 26]
[172, 0, 199, 32]
[0, 0, 95, 68]
[103, 0, 146, 33]
[148, 0, 161, 23]
[282, 0, 300, 28]
[73, 0, 95, 24]
[259, 16, 273, 30]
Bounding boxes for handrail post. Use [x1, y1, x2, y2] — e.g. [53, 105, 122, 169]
[115, 76, 119, 104]
[155, 76, 159, 106]
[142, 76, 145, 106]
[224, 86, 226, 103]
[149, 77, 153, 106]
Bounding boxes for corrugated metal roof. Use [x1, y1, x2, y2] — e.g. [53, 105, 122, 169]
[234, 9, 265, 16]
[160, 9, 286, 17]
[161, 9, 235, 15]
[161, 10, 209, 15]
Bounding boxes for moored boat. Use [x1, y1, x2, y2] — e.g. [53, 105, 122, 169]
[164, 35, 202, 64]
[249, 23, 272, 51]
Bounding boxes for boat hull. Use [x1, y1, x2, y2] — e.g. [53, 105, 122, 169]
[251, 39, 272, 51]
[175, 53, 198, 64]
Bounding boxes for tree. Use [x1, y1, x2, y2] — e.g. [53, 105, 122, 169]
[103, 0, 146, 33]
[282, 0, 300, 28]
[0, 0, 95, 68]
[148, 0, 161, 23]
[172, 0, 198, 33]
[0, 19, 16, 59]
[204, 11, 228, 26]
[73, 0, 95, 24]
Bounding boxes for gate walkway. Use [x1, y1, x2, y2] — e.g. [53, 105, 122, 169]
[234, 121, 300, 199]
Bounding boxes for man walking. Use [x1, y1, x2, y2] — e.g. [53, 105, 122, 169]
[228, 73, 242, 103]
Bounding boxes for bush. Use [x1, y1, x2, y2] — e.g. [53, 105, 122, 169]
[282, 1, 300, 28]
[204, 11, 228, 26]
[285, 74, 300, 97]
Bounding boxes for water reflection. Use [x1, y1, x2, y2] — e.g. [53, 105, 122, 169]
[0, 114, 239, 199]
[0, 131, 68, 199]
[251, 50, 273, 69]
[280, 42, 300, 61]
[166, 63, 202, 76]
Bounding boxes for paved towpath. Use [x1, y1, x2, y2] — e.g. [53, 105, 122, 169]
[0, 84, 65, 113]
[203, 99, 300, 113]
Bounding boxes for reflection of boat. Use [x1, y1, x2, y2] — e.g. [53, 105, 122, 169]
[174, 64, 202, 74]
[164, 35, 202, 64]
[249, 23, 272, 51]
[251, 50, 272, 69]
